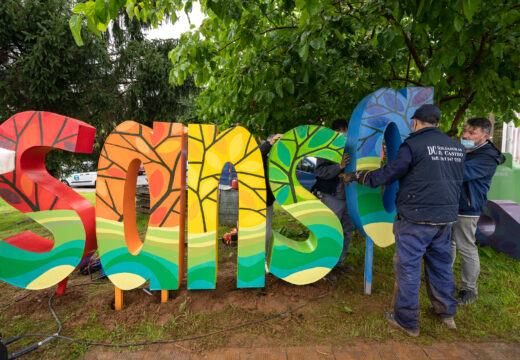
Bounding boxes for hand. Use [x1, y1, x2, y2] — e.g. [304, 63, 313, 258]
[339, 153, 350, 169]
[339, 170, 368, 185]
[269, 134, 283, 145]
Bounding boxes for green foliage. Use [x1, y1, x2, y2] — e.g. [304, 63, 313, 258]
[115, 38, 198, 125]
[72, 0, 520, 136]
[1, 0, 198, 176]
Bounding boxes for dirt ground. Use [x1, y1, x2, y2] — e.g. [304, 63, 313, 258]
[1, 257, 519, 359]
[0, 261, 338, 358]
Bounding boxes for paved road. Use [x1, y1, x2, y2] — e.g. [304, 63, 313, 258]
[72, 186, 96, 193]
[85, 341, 520, 359]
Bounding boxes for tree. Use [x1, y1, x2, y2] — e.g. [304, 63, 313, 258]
[1, 0, 198, 175]
[116, 38, 198, 125]
[71, 1, 520, 136]
[0, 0, 118, 123]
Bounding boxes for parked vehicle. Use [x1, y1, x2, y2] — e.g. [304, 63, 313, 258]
[220, 157, 317, 191]
[61, 162, 148, 188]
[295, 157, 317, 191]
[60, 159, 317, 190]
[219, 162, 238, 188]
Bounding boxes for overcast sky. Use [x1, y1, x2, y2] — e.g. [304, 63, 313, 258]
[145, 2, 205, 40]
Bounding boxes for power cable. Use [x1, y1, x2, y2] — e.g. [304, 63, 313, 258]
[2, 278, 333, 356]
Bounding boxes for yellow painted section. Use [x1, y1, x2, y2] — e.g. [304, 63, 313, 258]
[363, 222, 395, 247]
[26, 265, 75, 290]
[356, 156, 381, 171]
[283, 267, 331, 285]
[37, 216, 81, 223]
[108, 273, 146, 290]
[187, 125, 266, 287]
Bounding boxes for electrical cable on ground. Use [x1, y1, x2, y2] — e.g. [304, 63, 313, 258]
[3, 278, 334, 355]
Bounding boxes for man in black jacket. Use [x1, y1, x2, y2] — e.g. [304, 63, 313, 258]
[260, 133, 282, 271]
[451, 118, 505, 305]
[314, 119, 354, 274]
[341, 104, 465, 336]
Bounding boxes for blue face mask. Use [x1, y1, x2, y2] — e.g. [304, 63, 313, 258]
[461, 139, 476, 149]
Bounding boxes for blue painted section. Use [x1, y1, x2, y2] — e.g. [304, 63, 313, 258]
[345, 87, 434, 295]
[364, 237, 374, 294]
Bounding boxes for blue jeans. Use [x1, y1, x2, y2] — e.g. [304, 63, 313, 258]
[393, 217, 457, 330]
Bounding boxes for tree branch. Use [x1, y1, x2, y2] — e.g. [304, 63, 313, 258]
[383, 13, 426, 73]
[402, 30, 426, 73]
[447, 90, 476, 137]
[436, 93, 465, 105]
[466, 31, 489, 72]
[260, 26, 298, 35]
[383, 77, 424, 86]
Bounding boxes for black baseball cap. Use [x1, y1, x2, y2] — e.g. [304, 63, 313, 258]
[411, 104, 440, 124]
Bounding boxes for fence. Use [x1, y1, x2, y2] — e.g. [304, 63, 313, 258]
[501, 121, 520, 163]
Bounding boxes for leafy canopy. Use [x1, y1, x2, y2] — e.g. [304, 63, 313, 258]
[71, 0, 520, 136]
[1, 0, 197, 175]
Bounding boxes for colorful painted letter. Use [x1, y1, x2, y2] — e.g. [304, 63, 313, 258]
[0, 111, 96, 289]
[187, 125, 266, 289]
[96, 121, 186, 290]
[268, 126, 345, 284]
[345, 87, 434, 247]
[477, 200, 520, 260]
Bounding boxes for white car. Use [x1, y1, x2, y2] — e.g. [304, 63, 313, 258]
[61, 164, 148, 188]
[61, 170, 97, 187]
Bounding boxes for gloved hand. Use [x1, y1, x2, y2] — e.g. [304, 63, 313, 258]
[339, 170, 369, 185]
[339, 153, 350, 169]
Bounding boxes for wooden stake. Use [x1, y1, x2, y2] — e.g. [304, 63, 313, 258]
[114, 286, 123, 310]
[161, 290, 168, 303]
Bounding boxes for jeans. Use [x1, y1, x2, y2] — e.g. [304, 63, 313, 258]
[451, 215, 480, 294]
[393, 217, 457, 330]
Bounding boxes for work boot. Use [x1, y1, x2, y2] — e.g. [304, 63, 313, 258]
[457, 290, 477, 306]
[335, 264, 355, 273]
[428, 307, 457, 329]
[384, 311, 420, 337]
[324, 272, 337, 282]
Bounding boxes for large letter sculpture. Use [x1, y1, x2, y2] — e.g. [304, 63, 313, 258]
[188, 124, 266, 289]
[187, 125, 266, 289]
[477, 200, 520, 260]
[0, 111, 96, 291]
[345, 87, 434, 293]
[477, 153, 520, 260]
[96, 121, 186, 304]
[268, 126, 345, 284]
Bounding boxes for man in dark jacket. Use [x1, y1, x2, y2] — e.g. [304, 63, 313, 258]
[260, 133, 282, 271]
[451, 118, 505, 305]
[341, 104, 465, 336]
[314, 119, 354, 274]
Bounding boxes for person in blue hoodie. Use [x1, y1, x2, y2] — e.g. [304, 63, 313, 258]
[451, 117, 505, 306]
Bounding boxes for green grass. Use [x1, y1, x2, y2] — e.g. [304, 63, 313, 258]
[0, 196, 519, 359]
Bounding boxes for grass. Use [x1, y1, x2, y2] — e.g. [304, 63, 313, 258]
[0, 194, 519, 359]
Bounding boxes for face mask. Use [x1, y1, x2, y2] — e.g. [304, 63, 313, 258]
[461, 134, 485, 149]
[461, 139, 476, 149]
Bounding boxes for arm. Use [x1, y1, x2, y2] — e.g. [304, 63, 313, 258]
[259, 141, 272, 160]
[362, 144, 413, 188]
[315, 158, 343, 180]
[463, 156, 497, 182]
